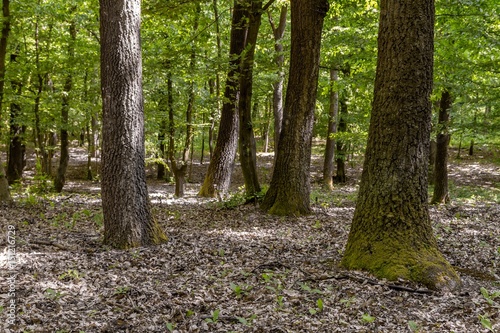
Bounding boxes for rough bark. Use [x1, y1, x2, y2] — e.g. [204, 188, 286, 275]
[238, 0, 262, 198]
[199, 0, 247, 198]
[341, 0, 459, 291]
[100, 0, 167, 249]
[261, 0, 329, 216]
[54, 14, 76, 193]
[322, 69, 339, 190]
[267, 5, 287, 158]
[431, 90, 451, 204]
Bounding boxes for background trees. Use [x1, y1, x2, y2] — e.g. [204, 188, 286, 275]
[0, 0, 498, 246]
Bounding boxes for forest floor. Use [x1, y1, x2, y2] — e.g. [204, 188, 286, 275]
[1, 146, 499, 333]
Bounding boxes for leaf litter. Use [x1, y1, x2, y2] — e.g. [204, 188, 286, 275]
[0, 152, 499, 333]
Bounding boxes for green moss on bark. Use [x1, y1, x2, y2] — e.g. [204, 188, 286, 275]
[341, 234, 460, 291]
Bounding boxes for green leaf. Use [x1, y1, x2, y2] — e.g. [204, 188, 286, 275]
[479, 315, 493, 331]
[309, 308, 317, 315]
[362, 313, 375, 323]
[317, 298, 324, 312]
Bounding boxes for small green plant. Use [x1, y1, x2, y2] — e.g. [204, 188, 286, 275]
[186, 309, 195, 317]
[299, 282, 322, 294]
[45, 288, 64, 301]
[408, 320, 421, 332]
[114, 286, 130, 295]
[361, 313, 375, 324]
[236, 314, 257, 326]
[480, 287, 500, 306]
[339, 296, 356, 307]
[165, 322, 175, 332]
[205, 309, 220, 323]
[58, 269, 83, 281]
[230, 282, 252, 298]
[479, 314, 494, 332]
[309, 298, 324, 315]
[93, 211, 104, 229]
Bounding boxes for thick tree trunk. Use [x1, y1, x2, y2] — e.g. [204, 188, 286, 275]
[341, 0, 459, 291]
[54, 15, 76, 193]
[322, 69, 339, 190]
[268, 5, 287, 159]
[261, 0, 329, 216]
[100, 0, 166, 249]
[199, 0, 247, 198]
[238, 0, 262, 198]
[431, 90, 451, 204]
[334, 98, 347, 183]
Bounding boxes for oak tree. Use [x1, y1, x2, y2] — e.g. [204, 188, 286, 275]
[341, 0, 460, 290]
[261, 0, 329, 215]
[100, 0, 166, 248]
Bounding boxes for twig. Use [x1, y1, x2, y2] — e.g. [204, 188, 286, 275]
[30, 239, 69, 251]
[298, 273, 435, 295]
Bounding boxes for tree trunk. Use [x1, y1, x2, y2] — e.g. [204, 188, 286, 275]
[468, 139, 474, 156]
[322, 68, 339, 190]
[209, 0, 222, 160]
[334, 98, 347, 183]
[54, 13, 76, 193]
[34, 19, 50, 176]
[100, 0, 167, 249]
[238, 0, 262, 199]
[7, 81, 24, 185]
[428, 138, 437, 185]
[261, 0, 329, 216]
[199, 0, 247, 198]
[157, 115, 168, 180]
[268, 5, 287, 159]
[0, 0, 11, 202]
[341, 0, 459, 291]
[168, 4, 199, 197]
[431, 90, 451, 204]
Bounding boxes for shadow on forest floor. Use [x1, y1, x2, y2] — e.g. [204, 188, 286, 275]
[0, 146, 499, 332]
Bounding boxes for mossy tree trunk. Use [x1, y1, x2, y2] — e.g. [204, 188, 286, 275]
[261, 0, 329, 216]
[238, 0, 263, 199]
[199, 0, 247, 198]
[431, 90, 451, 204]
[341, 0, 460, 291]
[100, 0, 167, 249]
